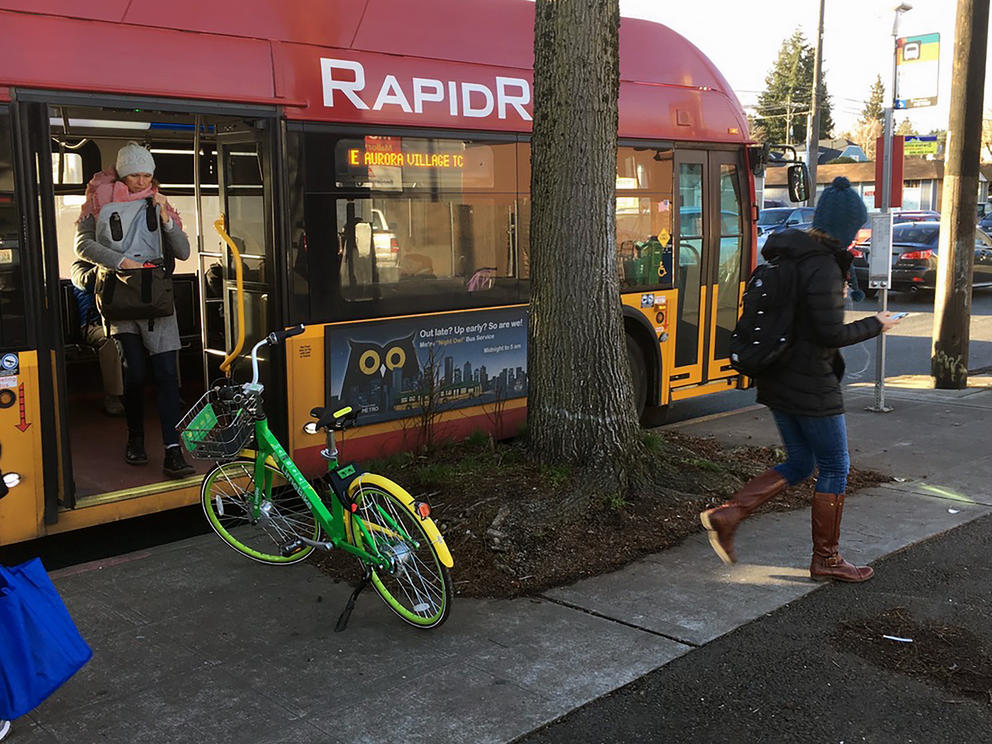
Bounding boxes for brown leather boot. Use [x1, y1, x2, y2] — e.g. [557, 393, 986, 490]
[810, 492, 874, 582]
[699, 469, 787, 564]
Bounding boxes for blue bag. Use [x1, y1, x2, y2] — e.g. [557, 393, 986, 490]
[0, 558, 93, 719]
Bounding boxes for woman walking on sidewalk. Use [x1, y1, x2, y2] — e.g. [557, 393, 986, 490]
[700, 177, 901, 582]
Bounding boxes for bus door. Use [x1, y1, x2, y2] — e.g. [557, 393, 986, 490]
[705, 151, 748, 381]
[671, 149, 749, 389]
[8, 100, 72, 521]
[210, 124, 280, 399]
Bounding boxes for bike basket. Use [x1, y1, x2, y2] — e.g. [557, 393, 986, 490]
[178, 388, 254, 461]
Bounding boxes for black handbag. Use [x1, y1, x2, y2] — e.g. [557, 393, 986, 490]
[94, 261, 174, 321]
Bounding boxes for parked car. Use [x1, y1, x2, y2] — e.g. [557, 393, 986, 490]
[756, 206, 815, 253]
[849, 210, 940, 253]
[978, 211, 992, 231]
[850, 221, 992, 294]
[370, 208, 400, 269]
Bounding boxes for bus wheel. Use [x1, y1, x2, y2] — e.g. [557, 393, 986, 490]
[626, 335, 669, 427]
[641, 403, 669, 428]
[626, 335, 648, 421]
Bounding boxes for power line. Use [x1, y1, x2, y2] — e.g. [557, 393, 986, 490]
[747, 110, 812, 120]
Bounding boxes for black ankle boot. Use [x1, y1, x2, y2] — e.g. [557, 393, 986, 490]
[125, 434, 148, 465]
[163, 446, 195, 479]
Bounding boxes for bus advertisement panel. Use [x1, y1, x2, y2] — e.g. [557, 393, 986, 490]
[324, 306, 528, 425]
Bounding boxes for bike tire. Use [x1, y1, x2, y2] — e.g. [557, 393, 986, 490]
[348, 478, 452, 629]
[201, 459, 318, 565]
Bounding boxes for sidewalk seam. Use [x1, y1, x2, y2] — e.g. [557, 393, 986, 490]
[537, 595, 700, 649]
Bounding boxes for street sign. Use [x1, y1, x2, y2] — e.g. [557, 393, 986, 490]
[904, 134, 938, 155]
[895, 33, 940, 109]
[874, 135, 904, 208]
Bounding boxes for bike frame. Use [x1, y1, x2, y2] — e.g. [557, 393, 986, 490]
[247, 416, 396, 570]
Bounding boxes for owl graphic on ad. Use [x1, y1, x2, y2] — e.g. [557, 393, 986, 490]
[338, 335, 421, 411]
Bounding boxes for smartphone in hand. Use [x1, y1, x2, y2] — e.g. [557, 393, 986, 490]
[889, 312, 909, 320]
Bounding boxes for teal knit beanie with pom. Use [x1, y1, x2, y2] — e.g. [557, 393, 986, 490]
[812, 176, 867, 247]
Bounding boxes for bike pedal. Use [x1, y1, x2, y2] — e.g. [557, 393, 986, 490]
[280, 539, 306, 557]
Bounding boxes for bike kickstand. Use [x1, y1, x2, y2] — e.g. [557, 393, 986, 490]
[334, 571, 372, 632]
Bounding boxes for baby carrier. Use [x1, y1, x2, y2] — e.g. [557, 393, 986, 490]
[93, 197, 175, 326]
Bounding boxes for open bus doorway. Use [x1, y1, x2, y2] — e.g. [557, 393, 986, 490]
[34, 101, 277, 517]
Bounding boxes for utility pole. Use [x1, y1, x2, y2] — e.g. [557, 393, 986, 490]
[805, 0, 825, 205]
[785, 91, 793, 147]
[932, 0, 989, 388]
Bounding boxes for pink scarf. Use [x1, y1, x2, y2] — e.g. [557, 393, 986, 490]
[77, 168, 183, 230]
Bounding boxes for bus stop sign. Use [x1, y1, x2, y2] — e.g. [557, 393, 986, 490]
[868, 212, 894, 290]
[895, 33, 940, 109]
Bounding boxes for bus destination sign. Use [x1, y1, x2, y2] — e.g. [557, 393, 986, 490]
[347, 148, 466, 170]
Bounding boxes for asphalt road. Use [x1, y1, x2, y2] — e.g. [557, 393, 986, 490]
[517, 514, 992, 744]
[843, 286, 992, 379]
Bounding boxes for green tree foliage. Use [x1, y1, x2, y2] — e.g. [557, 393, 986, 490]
[860, 74, 885, 125]
[754, 30, 834, 145]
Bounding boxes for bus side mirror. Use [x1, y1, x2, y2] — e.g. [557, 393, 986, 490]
[788, 164, 810, 203]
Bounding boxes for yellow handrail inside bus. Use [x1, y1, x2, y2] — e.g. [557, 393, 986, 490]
[214, 215, 246, 378]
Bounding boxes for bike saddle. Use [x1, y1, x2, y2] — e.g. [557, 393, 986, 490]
[309, 405, 358, 431]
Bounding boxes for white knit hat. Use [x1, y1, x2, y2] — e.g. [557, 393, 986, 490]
[115, 142, 155, 178]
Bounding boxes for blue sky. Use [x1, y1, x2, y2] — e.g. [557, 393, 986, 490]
[620, 0, 989, 136]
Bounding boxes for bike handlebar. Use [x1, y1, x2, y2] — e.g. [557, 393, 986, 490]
[246, 324, 307, 388]
[266, 324, 305, 346]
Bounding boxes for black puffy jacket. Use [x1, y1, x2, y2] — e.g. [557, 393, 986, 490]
[755, 229, 882, 417]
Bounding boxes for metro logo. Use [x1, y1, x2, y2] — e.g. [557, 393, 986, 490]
[320, 58, 532, 122]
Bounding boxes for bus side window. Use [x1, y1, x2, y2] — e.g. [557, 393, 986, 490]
[0, 115, 28, 348]
[615, 146, 674, 291]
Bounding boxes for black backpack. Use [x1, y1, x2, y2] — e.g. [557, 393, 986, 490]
[729, 257, 802, 377]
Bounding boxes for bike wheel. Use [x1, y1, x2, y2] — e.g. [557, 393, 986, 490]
[201, 460, 318, 565]
[350, 481, 452, 629]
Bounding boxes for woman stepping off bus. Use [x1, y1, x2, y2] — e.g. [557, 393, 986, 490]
[74, 142, 195, 479]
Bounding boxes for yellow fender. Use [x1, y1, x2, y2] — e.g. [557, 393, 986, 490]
[347, 473, 454, 568]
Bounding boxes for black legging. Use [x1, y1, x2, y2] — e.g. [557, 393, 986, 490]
[116, 332, 181, 447]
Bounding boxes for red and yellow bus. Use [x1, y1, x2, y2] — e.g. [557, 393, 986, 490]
[0, 0, 764, 545]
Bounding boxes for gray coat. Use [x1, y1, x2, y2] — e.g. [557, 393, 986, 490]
[74, 209, 191, 355]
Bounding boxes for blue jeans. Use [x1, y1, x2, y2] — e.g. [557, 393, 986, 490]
[117, 333, 181, 447]
[770, 410, 850, 494]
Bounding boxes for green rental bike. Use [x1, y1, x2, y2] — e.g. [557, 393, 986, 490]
[177, 323, 453, 631]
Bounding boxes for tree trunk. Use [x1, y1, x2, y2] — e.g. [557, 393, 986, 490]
[528, 0, 643, 479]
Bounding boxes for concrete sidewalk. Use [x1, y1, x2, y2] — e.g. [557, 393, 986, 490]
[11, 383, 992, 744]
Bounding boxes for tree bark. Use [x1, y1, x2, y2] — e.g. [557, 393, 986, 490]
[528, 0, 643, 478]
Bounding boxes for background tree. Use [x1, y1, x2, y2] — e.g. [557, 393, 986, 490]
[754, 30, 834, 144]
[981, 115, 992, 160]
[860, 74, 885, 125]
[746, 114, 768, 145]
[528, 0, 646, 487]
[895, 117, 916, 137]
[852, 118, 883, 160]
